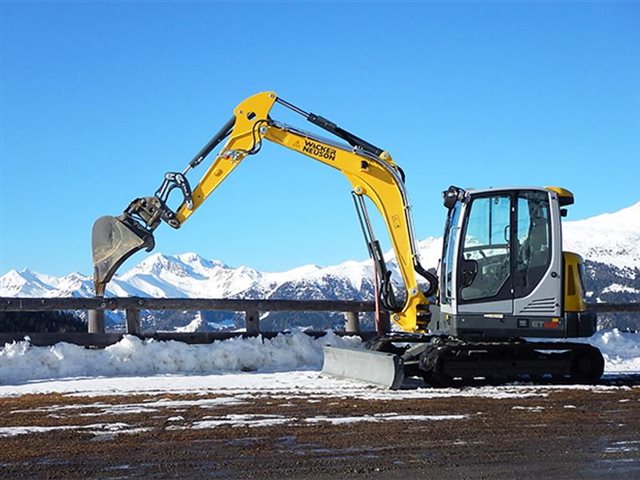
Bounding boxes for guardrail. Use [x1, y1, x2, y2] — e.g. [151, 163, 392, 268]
[0, 297, 382, 346]
[0, 297, 638, 347]
[587, 303, 640, 313]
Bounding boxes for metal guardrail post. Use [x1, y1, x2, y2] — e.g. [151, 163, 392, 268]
[378, 311, 391, 335]
[245, 310, 260, 335]
[126, 309, 141, 335]
[87, 310, 105, 334]
[344, 311, 360, 333]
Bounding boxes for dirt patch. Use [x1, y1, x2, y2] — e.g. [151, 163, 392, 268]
[1, 386, 639, 479]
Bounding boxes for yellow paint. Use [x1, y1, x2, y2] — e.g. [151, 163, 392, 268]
[545, 186, 575, 206]
[264, 123, 428, 331]
[176, 91, 277, 224]
[563, 252, 588, 312]
[175, 90, 429, 332]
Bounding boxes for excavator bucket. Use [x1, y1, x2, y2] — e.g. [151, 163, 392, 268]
[91, 216, 155, 295]
[321, 346, 405, 389]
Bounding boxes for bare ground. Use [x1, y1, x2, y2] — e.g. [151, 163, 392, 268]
[1, 382, 639, 479]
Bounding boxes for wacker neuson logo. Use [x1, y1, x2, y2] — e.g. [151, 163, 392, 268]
[303, 139, 336, 161]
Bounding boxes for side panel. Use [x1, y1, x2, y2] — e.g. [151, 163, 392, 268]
[563, 252, 588, 312]
[435, 313, 567, 339]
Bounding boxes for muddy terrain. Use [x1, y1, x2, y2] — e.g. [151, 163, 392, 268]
[1, 379, 639, 479]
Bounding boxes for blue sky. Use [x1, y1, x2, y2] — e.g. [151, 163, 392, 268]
[1, 1, 639, 277]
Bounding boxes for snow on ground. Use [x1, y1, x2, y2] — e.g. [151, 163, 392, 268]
[177, 413, 471, 431]
[0, 423, 151, 438]
[1, 329, 639, 399]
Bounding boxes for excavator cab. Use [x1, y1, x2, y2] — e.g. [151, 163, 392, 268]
[435, 186, 596, 339]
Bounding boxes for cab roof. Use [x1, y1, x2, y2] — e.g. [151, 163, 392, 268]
[463, 186, 575, 207]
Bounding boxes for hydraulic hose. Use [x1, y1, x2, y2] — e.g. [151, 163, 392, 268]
[415, 261, 438, 298]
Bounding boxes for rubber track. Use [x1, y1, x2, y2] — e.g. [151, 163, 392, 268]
[417, 340, 604, 387]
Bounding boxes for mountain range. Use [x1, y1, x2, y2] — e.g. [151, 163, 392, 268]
[2, 202, 639, 331]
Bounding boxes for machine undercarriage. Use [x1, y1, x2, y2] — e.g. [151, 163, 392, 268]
[324, 334, 605, 389]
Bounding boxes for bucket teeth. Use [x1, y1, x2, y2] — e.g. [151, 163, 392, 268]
[91, 215, 155, 295]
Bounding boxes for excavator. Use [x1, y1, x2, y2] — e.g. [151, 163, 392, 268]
[91, 91, 604, 388]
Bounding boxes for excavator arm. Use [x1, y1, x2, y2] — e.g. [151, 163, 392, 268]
[92, 91, 436, 331]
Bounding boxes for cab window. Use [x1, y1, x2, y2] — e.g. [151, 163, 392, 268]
[459, 195, 511, 302]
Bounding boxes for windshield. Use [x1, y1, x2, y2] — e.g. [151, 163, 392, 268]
[460, 195, 511, 302]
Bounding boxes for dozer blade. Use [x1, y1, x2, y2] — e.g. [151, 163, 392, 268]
[92, 216, 155, 295]
[321, 346, 404, 390]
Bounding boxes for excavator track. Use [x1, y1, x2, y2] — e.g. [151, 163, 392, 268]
[368, 334, 605, 388]
[418, 339, 604, 387]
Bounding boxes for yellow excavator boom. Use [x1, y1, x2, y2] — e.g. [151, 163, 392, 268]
[92, 91, 435, 332]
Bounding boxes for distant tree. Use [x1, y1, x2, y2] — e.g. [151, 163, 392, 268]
[0, 311, 86, 333]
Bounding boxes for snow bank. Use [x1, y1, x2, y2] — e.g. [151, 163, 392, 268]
[586, 328, 640, 373]
[1, 329, 639, 387]
[0, 331, 361, 386]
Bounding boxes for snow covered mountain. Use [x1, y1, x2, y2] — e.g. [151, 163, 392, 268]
[0, 249, 437, 303]
[1, 202, 638, 330]
[563, 202, 640, 270]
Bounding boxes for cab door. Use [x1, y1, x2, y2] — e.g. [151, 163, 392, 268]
[512, 191, 562, 317]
